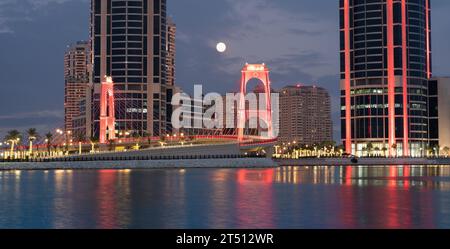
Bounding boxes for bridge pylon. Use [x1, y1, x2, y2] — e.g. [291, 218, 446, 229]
[99, 76, 116, 144]
[237, 63, 273, 141]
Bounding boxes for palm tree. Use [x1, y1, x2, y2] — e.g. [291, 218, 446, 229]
[444, 147, 450, 157]
[75, 132, 86, 143]
[374, 147, 380, 157]
[26, 128, 39, 155]
[434, 144, 441, 157]
[391, 143, 397, 157]
[366, 142, 374, 157]
[336, 144, 345, 155]
[107, 139, 115, 151]
[143, 131, 152, 145]
[381, 147, 388, 157]
[132, 132, 142, 149]
[425, 145, 433, 157]
[45, 132, 53, 153]
[5, 130, 21, 155]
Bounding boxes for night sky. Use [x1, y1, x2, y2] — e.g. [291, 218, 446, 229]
[1, 0, 450, 141]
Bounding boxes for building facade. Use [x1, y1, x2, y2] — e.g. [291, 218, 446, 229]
[428, 77, 450, 152]
[340, 0, 432, 157]
[90, 0, 174, 138]
[165, 17, 176, 133]
[279, 85, 332, 145]
[166, 17, 176, 87]
[64, 41, 91, 137]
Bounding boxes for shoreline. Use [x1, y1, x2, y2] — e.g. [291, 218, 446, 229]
[276, 157, 450, 166]
[0, 158, 277, 171]
[2, 157, 450, 171]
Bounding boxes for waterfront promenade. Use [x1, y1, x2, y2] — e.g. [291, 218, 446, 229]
[277, 157, 450, 166]
[3, 142, 450, 170]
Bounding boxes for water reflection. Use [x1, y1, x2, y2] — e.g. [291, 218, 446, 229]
[236, 169, 275, 228]
[274, 165, 450, 191]
[0, 165, 450, 228]
[97, 170, 118, 228]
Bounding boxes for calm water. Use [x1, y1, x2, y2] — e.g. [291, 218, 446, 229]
[1, 165, 450, 229]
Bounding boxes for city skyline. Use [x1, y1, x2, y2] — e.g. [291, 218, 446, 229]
[3, 0, 450, 234]
[1, 1, 450, 141]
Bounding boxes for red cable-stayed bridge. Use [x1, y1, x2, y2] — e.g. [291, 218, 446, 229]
[2, 63, 277, 158]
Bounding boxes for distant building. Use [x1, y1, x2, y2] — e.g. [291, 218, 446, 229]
[428, 77, 450, 150]
[64, 41, 90, 137]
[279, 85, 332, 145]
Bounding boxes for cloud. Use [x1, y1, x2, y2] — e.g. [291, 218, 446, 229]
[0, 110, 63, 120]
[0, 110, 63, 139]
[214, 0, 338, 79]
[0, 0, 84, 34]
[28, 0, 73, 8]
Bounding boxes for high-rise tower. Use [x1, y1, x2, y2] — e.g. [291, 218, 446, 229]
[279, 85, 333, 145]
[166, 17, 176, 87]
[64, 41, 91, 136]
[90, 0, 172, 138]
[340, 0, 432, 157]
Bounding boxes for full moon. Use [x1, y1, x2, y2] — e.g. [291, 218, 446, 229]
[216, 42, 227, 53]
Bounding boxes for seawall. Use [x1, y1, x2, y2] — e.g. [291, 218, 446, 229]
[0, 158, 277, 171]
[276, 157, 450, 166]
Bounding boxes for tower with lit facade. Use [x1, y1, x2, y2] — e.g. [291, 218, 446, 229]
[90, 0, 174, 138]
[340, 0, 432, 157]
[64, 41, 91, 136]
[279, 85, 332, 145]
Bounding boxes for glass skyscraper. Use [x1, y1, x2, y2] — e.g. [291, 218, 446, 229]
[340, 0, 432, 157]
[90, 0, 172, 138]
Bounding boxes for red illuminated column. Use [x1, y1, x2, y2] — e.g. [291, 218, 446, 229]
[237, 64, 273, 142]
[262, 68, 273, 140]
[401, 0, 410, 156]
[100, 76, 116, 144]
[238, 70, 247, 141]
[344, 0, 352, 154]
[387, 0, 397, 156]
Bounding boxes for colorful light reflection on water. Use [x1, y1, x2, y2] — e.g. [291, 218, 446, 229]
[1, 165, 450, 229]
